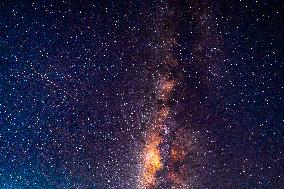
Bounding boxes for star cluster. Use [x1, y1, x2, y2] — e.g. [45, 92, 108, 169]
[0, 0, 283, 189]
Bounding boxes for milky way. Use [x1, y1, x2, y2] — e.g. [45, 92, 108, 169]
[139, 2, 191, 188]
[0, 1, 283, 189]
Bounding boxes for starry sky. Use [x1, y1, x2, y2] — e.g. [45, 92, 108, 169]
[0, 0, 283, 189]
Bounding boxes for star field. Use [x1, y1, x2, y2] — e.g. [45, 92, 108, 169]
[0, 1, 283, 189]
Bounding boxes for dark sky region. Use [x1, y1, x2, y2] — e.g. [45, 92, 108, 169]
[0, 0, 283, 189]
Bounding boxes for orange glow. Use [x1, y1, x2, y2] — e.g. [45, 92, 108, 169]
[162, 80, 175, 94]
[170, 128, 192, 161]
[171, 146, 186, 161]
[141, 132, 163, 188]
[158, 79, 176, 101]
[168, 171, 183, 185]
[158, 107, 169, 121]
[167, 129, 192, 188]
[165, 56, 178, 65]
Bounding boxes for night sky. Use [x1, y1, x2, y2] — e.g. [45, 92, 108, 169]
[0, 0, 283, 189]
